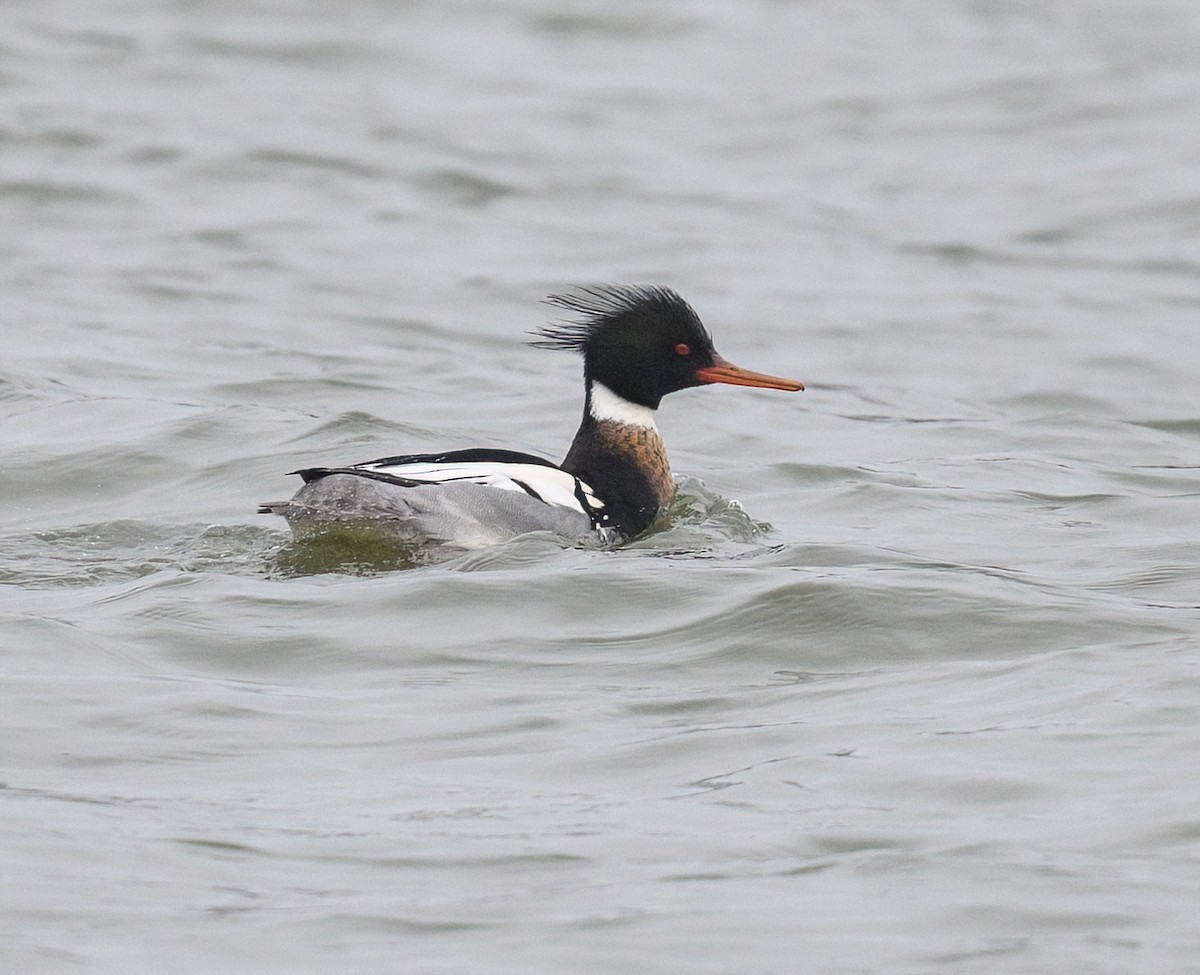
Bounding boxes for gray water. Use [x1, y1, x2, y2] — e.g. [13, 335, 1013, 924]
[3, 1, 1200, 972]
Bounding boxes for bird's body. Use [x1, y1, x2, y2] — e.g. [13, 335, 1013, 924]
[264, 449, 601, 548]
[260, 286, 802, 549]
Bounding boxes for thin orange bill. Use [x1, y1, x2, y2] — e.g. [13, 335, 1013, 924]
[695, 353, 804, 391]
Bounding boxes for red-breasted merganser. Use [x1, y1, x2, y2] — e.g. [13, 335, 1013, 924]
[259, 286, 803, 547]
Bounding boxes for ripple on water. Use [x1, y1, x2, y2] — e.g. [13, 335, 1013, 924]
[0, 475, 779, 587]
[0, 521, 283, 589]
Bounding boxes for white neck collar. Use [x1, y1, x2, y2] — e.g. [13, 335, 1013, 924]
[588, 381, 658, 430]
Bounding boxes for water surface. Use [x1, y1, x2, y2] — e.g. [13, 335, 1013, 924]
[3, 1, 1199, 972]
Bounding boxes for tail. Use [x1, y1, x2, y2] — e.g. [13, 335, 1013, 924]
[258, 500, 293, 516]
[259, 467, 336, 515]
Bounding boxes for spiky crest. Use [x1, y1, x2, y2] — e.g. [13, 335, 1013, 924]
[529, 285, 702, 352]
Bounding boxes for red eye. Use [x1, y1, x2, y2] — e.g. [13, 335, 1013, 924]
[675, 343, 690, 356]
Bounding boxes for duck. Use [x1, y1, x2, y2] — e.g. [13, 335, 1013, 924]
[259, 285, 803, 548]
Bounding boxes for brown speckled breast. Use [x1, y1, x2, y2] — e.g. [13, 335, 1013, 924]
[592, 420, 674, 510]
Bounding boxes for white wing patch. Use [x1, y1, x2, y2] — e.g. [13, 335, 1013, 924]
[356, 460, 604, 516]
